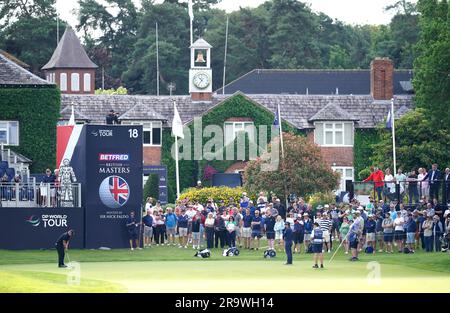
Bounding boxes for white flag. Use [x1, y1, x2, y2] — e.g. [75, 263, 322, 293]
[68, 105, 75, 126]
[172, 102, 184, 139]
[188, 0, 194, 21]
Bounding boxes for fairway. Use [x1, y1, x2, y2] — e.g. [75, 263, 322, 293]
[1, 246, 449, 293]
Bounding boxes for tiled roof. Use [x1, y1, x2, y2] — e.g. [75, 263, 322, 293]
[216, 69, 414, 95]
[0, 53, 51, 86]
[119, 103, 169, 121]
[61, 93, 414, 130]
[308, 102, 359, 121]
[42, 27, 97, 70]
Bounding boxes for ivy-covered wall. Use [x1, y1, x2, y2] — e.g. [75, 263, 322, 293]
[354, 128, 380, 180]
[0, 87, 60, 173]
[161, 93, 300, 202]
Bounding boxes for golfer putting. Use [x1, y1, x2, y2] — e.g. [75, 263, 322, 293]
[55, 229, 74, 268]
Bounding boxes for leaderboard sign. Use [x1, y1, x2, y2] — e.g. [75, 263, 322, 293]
[84, 125, 143, 248]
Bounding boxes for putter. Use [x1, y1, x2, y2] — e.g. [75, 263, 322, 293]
[66, 250, 71, 264]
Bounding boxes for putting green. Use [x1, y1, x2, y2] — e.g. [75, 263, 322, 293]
[1, 259, 449, 293]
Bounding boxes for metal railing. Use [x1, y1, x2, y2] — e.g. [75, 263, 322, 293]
[352, 179, 449, 206]
[0, 181, 82, 208]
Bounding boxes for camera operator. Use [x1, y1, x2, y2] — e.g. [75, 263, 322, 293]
[106, 109, 121, 125]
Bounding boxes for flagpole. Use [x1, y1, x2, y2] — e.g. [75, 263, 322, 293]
[277, 103, 288, 209]
[391, 98, 397, 174]
[175, 134, 180, 199]
[278, 103, 284, 159]
[189, 0, 193, 46]
[222, 16, 229, 95]
[156, 22, 160, 96]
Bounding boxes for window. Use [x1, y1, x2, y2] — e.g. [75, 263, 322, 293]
[60, 73, 67, 91]
[0, 121, 19, 146]
[314, 122, 353, 146]
[332, 166, 354, 192]
[224, 122, 255, 145]
[121, 121, 162, 146]
[71, 73, 80, 91]
[83, 73, 91, 92]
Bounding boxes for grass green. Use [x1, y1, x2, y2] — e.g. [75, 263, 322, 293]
[1, 244, 449, 293]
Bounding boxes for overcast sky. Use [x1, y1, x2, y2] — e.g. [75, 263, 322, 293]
[56, 0, 416, 28]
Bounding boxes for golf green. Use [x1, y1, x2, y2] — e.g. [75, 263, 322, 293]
[0, 246, 449, 293]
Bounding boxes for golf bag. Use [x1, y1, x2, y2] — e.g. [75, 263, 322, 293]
[365, 246, 374, 254]
[263, 249, 277, 258]
[194, 249, 211, 258]
[306, 243, 313, 254]
[403, 247, 412, 254]
[222, 247, 240, 257]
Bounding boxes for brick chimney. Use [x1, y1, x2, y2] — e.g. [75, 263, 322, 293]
[370, 58, 394, 100]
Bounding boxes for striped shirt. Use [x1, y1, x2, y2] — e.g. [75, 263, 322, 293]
[319, 219, 332, 232]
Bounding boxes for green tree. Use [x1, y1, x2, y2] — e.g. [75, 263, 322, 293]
[413, 0, 450, 126]
[370, 108, 450, 171]
[244, 133, 339, 200]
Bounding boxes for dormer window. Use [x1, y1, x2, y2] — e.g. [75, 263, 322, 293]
[224, 121, 255, 145]
[314, 122, 353, 147]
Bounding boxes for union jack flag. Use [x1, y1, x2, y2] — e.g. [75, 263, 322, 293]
[109, 176, 129, 206]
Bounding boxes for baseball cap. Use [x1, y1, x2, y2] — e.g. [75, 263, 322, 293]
[285, 221, 290, 226]
[303, 213, 309, 216]
[324, 204, 330, 208]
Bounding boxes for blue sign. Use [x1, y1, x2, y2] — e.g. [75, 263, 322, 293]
[143, 165, 168, 204]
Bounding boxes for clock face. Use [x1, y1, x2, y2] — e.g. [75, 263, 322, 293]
[192, 72, 210, 89]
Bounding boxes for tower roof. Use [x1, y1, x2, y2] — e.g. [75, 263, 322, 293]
[190, 38, 212, 49]
[42, 26, 98, 70]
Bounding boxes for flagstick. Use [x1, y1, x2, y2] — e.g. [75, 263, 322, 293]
[175, 135, 180, 200]
[391, 98, 397, 174]
[222, 16, 229, 95]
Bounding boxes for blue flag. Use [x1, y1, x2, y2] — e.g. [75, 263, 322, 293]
[386, 108, 392, 129]
[273, 109, 280, 126]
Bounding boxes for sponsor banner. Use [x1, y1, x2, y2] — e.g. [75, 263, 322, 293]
[0, 208, 84, 250]
[143, 165, 168, 205]
[83, 125, 143, 249]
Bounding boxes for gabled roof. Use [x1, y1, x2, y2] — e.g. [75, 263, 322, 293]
[0, 53, 51, 86]
[308, 102, 359, 122]
[42, 27, 97, 70]
[190, 38, 212, 49]
[119, 103, 168, 121]
[59, 105, 91, 121]
[216, 69, 414, 95]
[0, 50, 30, 69]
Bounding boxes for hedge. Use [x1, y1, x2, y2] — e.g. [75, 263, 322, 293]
[0, 87, 60, 173]
[178, 186, 252, 207]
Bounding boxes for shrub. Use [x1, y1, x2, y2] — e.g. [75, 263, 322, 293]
[179, 186, 253, 207]
[306, 191, 336, 210]
[358, 168, 372, 181]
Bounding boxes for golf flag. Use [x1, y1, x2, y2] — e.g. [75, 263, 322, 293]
[273, 108, 280, 126]
[172, 102, 184, 139]
[385, 107, 392, 129]
[68, 105, 75, 126]
[188, 0, 194, 21]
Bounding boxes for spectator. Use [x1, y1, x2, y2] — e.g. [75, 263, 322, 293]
[214, 212, 226, 249]
[393, 211, 405, 253]
[274, 215, 285, 251]
[233, 207, 243, 248]
[293, 216, 304, 253]
[422, 214, 434, 252]
[142, 209, 154, 248]
[145, 197, 154, 213]
[242, 208, 252, 249]
[432, 215, 443, 252]
[375, 210, 384, 252]
[257, 191, 267, 204]
[365, 214, 376, 253]
[405, 213, 416, 253]
[264, 210, 276, 250]
[444, 168, 450, 203]
[165, 207, 177, 246]
[178, 209, 189, 248]
[41, 168, 55, 207]
[274, 198, 286, 219]
[422, 164, 441, 202]
[191, 211, 201, 249]
[384, 168, 396, 201]
[363, 166, 385, 201]
[154, 211, 165, 246]
[319, 213, 332, 253]
[250, 210, 262, 250]
[226, 216, 237, 247]
[204, 212, 215, 249]
[303, 213, 313, 251]
[395, 168, 407, 200]
[417, 168, 429, 200]
[330, 203, 340, 240]
[382, 212, 394, 253]
[105, 109, 120, 124]
[417, 211, 426, 250]
[240, 192, 250, 209]
[407, 169, 419, 205]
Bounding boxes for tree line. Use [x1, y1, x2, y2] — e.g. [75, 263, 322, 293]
[0, 0, 420, 95]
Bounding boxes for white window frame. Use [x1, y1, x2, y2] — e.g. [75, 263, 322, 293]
[121, 121, 162, 146]
[71, 73, 80, 91]
[83, 73, 91, 92]
[332, 166, 354, 192]
[314, 121, 354, 147]
[0, 121, 19, 146]
[224, 121, 255, 145]
[60, 73, 67, 91]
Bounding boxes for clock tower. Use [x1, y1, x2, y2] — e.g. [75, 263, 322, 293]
[189, 38, 213, 101]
